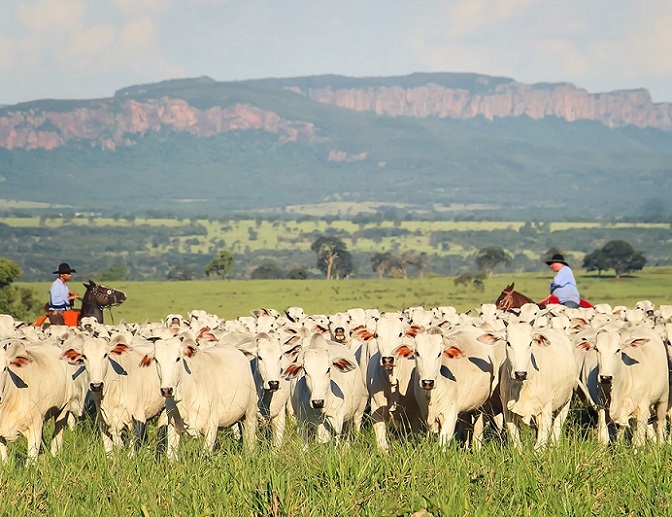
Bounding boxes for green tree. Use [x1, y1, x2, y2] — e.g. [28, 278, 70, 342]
[205, 250, 234, 279]
[0, 257, 42, 320]
[99, 261, 130, 282]
[600, 240, 647, 279]
[371, 252, 394, 279]
[474, 246, 512, 277]
[250, 262, 285, 279]
[311, 236, 353, 279]
[582, 249, 610, 276]
[167, 265, 196, 281]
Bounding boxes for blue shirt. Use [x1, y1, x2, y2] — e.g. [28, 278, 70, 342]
[550, 265, 580, 305]
[49, 278, 72, 310]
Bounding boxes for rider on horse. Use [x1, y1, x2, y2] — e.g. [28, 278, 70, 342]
[47, 262, 80, 325]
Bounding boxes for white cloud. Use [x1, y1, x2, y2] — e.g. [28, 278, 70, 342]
[0, 36, 16, 69]
[16, 0, 86, 33]
[67, 24, 117, 70]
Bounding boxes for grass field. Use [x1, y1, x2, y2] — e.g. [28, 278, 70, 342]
[20, 267, 672, 323]
[6, 268, 672, 515]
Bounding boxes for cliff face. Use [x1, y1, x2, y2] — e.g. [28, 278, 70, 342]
[0, 98, 322, 150]
[1, 74, 670, 151]
[301, 81, 672, 130]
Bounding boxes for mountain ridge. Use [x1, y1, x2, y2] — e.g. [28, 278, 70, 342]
[0, 72, 670, 220]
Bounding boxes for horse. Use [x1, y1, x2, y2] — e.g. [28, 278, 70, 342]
[35, 280, 127, 327]
[495, 282, 592, 311]
[79, 280, 127, 324]
[495, 283, 539, 311]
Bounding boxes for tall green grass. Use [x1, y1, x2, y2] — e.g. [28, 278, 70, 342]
[1, 411, 670, 516]
[6, 269, 672, 515]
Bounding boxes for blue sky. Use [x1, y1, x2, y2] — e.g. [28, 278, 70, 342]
[1, 0, 671, 105]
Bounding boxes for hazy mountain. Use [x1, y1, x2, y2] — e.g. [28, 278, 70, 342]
[0, 73, 670, 220]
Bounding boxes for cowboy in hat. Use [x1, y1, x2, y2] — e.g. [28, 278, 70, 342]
[545, 254, 580, 308]
[47, 262, 80, 325]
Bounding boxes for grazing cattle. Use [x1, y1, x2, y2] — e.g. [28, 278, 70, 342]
[365, 315, 423, 451]
[579, 325, 669, 446]
[480, 323, 577, 451]
[237, 332, 291, 447]
[0, 340, 78, 463]
[283, 333, 367, 446]
[140, 336, 257, 460]
[60, 333, 164, 454]
[393, 327, 504, 448]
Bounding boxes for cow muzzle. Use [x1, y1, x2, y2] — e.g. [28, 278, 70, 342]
[160, 387, 174, 397]
[333, 328, 346, 343]
[514, 371, 527, 381]
[311, 399, 325, 409]
[421, 379, 435, 390]
[599, 375, 613, 384]
[89, 382, 103, 392]
[267, 380, 280, 391]
[381, 356, 395, 369]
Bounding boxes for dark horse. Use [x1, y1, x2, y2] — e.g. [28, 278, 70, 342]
[79, 280, 127, 324]
[35, 280, 127, 327]
[495, 282, 592, 311]
[495, 283, 539, 311]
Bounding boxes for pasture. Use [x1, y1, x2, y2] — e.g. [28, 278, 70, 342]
[20, 267, 672, 323]
[4, 269, 672, 515]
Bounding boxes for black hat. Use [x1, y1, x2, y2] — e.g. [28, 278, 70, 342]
[53, 262, 77, 275]
[545, 254, 568, 266]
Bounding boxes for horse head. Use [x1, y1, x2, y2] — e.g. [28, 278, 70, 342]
[83, 280, 127, 308]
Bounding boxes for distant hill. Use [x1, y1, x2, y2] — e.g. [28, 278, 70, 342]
[0, 73, 671, 220]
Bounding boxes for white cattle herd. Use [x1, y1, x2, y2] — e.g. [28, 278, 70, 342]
[0, 299, 672, 463]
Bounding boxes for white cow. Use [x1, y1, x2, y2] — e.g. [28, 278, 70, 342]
[0, 340, 78, 463]
[237, 332, 291, 447]
[283, 333, 367, 446]
[140, 336, 257, 460]
[479, 323, 577, 451]
[582, 325, 668, 446]
[393, 327, 504, 448]
[365, 315, 423, 451]
[60, 332, 164, 454]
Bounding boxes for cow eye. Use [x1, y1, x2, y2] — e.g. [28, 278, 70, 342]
[398, 332, 403, 338]
[81, 354, 87, 360]
[326, 367, 331, 374]
[175, 357, 180, 362]
[103, 353, 108, 359]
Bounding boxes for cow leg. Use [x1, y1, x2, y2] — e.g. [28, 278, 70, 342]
[551, 400, 571, 445]
[50, 410, 70, 457]
[0, 437, 8, 463]
[24, 422, 44, 464]
[439, 409, 458, 448]
[472, 412, 485, 451]
[370, 396, 389, 452]
[596, 407, 610, 445]
[244, 405, 258, 452]
[203, 424, 218, 453]
[654, 399, 668, 444]
[534, 409, 554, 451]
[271, 410, 286, 448]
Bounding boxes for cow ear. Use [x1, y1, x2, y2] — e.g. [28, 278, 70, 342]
[60, 348, 83, 365]
[533, 334, 552, 347]
[405, 326, 423, 337]
[282, 344, 302, 361]
[110, 343, 131, 356]
[392, 344, 414, 359]
[443, 345, 465, 359]
[332, 357, 356, 373]
[183, 344, 198, 358]
[9, 355, 33, 368]
[477, 332, 503, 345]
[282, 363, 304, 380]
[627, 338, 650, 348]
[139, 354, 154, 368]
[576, 338, 594, 351]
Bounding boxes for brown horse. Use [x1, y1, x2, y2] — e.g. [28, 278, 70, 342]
[495, 283, 538, 311]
